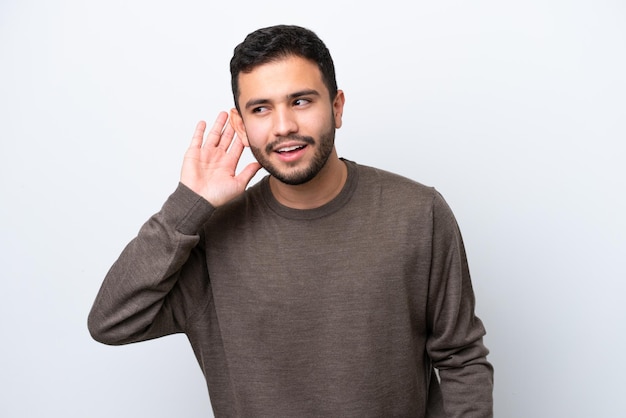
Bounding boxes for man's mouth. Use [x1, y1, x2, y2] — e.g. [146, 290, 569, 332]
[267, 135, 315, 155]
[276, 145, 307, 154]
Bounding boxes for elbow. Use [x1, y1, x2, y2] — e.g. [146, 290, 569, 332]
[87, 311, 125, 346]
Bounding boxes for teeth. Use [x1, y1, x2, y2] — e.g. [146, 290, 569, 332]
[277, 145, 303, 153]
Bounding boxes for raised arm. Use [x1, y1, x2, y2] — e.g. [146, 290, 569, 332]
[88, 113, 261, 345]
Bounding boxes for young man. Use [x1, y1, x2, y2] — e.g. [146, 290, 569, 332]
[89, 25, 494, 417]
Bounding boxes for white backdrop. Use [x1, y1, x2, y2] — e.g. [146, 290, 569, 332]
[1, 1, 624, 417]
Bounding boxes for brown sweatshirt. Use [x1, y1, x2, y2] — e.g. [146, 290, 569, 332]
[88, 160, 493, 417]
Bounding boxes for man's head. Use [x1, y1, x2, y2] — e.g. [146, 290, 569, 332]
[228, 25, 345, 188]
[230, 25, 338, 111]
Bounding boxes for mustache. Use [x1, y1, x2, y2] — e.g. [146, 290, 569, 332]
[265, 134, 315, 153]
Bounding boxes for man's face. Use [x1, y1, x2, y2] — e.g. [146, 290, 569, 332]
[231, 55, 344, 185]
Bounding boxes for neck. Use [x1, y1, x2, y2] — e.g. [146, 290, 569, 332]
[269, 149, 347, 210]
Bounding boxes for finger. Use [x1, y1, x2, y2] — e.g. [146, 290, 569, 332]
[190, 121, 207, 148]
[228, 134, 245, 156]
[204, 111, 229, 147]
[216, 122, 236, 151]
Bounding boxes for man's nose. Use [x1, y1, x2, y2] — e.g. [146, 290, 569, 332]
[273, 107, 298, 137]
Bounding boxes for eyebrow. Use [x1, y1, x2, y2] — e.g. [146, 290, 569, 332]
[244, 89, 321, 110]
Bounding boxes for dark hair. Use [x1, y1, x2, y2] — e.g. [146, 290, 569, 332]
[230, 25, 338, 111]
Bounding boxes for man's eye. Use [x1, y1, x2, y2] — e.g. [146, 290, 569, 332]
[252, 106, 267, 113]
[294, 99, 310, 106]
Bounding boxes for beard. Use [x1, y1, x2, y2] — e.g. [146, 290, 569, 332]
[249, 124, 336, 186]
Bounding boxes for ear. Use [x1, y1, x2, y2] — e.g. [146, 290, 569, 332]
[229, 108, 249, 146]
[333, 89, 346, 129]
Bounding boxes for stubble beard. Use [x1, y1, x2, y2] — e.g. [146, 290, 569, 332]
[249, 125, 336, 186]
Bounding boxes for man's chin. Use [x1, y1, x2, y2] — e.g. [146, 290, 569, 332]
[269, 168, 318, 186]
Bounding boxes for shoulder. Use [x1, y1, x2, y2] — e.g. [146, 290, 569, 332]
[348, 160, 460, 225]
[362, 164, 465, 242]
[350, 160, 437, 204]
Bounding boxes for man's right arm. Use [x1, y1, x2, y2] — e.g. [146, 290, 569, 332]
[87, 183, 215, 344]
[88, 112, 261, 345]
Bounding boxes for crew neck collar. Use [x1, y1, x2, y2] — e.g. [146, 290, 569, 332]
[260, 159, 358, 220]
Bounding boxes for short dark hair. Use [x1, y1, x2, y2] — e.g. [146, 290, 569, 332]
[230, 25, 338, 111]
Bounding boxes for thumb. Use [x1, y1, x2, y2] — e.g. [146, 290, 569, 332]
[237, 162, 263, 187]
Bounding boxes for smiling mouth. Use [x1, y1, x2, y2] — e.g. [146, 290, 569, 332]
[276, 145, 307, 154]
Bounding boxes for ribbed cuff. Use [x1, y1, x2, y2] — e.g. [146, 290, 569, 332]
[161, 182, 216, 235]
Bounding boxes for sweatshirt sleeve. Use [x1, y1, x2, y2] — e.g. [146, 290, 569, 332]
[426, 191, 494, 417]
[88, 183, 215, 345]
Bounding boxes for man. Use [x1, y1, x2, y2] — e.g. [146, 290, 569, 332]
[89, 24, 493, 417]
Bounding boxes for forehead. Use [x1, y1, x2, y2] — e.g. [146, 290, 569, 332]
[237, 55, 328, 103]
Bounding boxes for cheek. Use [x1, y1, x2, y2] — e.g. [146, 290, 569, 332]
[240, 120, 267, 147]
[297, 112, 331, 136]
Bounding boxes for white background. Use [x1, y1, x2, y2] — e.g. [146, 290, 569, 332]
[1, 1, 624, 417]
